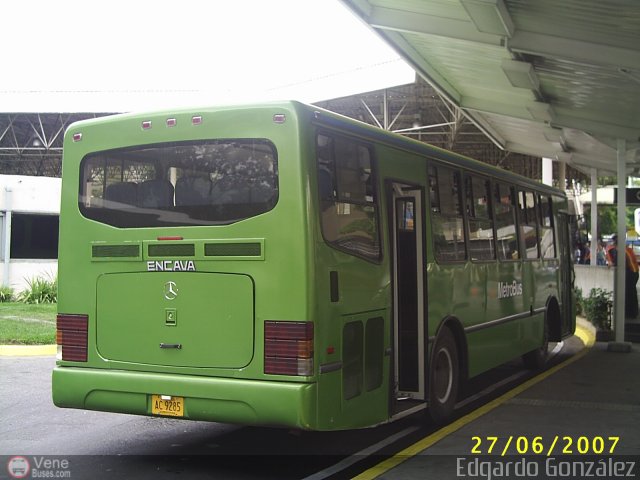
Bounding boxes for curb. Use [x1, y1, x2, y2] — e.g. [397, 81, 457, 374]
[574, 316, 596, 348]
[0, 344, 57, 357]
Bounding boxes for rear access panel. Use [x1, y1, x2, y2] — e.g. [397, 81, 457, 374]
[96, 272, 254, 368]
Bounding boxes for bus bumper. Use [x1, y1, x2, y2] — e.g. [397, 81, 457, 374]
[52, 366, 317, 430]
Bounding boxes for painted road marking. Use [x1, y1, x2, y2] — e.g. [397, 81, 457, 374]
[302, 425, 422, 480]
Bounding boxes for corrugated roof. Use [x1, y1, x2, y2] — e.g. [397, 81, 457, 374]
[341, 0, 640, 175]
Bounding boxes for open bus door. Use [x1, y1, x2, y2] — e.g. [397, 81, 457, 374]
[390, 182, 427, 418]
[557, 212, 576, 336]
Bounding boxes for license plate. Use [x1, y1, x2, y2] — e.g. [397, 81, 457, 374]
[151, 395, 184, 417]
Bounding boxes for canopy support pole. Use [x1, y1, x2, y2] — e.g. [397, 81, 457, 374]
[609, 138, 632, 352]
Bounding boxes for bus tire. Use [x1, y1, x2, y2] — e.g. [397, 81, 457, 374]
[428, 327, 459, 424]
[522, 317, 549, 370]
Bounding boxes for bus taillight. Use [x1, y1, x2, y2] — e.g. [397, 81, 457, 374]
[264, 321, 314, 376]
[56, 314, 88, 362]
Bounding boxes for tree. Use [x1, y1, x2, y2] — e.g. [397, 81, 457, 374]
[584, 205, 636, 237]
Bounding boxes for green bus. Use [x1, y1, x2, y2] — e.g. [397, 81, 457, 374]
[53, 101, 575, 429]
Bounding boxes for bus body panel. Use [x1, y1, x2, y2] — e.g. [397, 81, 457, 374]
[55, 104, 317, 421]
[96, 271, 254, 368]
[307, 119, 394, 429]
[52, 366, 317, 429]
[54, 101, 575, 430]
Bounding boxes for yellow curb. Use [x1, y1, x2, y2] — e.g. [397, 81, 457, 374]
[575, 317, 596, 347]
[0, 344, 57, 356]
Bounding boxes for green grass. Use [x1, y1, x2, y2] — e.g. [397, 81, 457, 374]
[0, 302, 56, 345]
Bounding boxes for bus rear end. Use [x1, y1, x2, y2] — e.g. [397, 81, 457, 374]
[52, 103, 319, 429]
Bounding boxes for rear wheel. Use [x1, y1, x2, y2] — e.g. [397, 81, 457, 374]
[428, 327, 459, 424]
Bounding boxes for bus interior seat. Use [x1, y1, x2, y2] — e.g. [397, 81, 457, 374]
[105, 182, 138, 206]
[175, 176, 212, 206]
[138, 179, 175, 208]
[318, 167, 334, 201]
[249, 183, 276, 203]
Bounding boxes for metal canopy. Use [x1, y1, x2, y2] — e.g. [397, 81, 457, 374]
[340, 0, 640, 176]
[314, 80, 576, 181]
[0, 113, 110, 176]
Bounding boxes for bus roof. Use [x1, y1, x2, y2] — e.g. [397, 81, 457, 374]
[308, 102, 566, 198]
[65, 100, 565, 199]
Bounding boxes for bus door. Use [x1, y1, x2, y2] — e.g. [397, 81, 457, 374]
[557, 212, 576, 336]
[391, 183, 426, 411]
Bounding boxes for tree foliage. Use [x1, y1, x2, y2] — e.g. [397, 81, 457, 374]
[584, 205, 636, 237]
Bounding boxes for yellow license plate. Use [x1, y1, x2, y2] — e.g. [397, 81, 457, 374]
[151, 395, 184, 417]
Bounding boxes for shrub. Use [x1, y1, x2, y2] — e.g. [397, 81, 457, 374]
[583, 288, 612, 330]
[17, 275, 58, 304]
[574, 287, 583, 316]
[0, 285, 14, 302]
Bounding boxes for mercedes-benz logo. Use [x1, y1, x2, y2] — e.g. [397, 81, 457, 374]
[164, 281, 178, 300]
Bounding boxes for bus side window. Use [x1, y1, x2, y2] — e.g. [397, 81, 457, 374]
[466, 175, 495, 261]
[316, 132, 380, 261]
[538, 194, 556, 258]
[428, 165, 440, 213]
[317, 134, 336, 203]
[518, 190, 539, 259]
[318, 167, 334, 201]
[430, 165, 466, 262]
[494, 183, 518, 261]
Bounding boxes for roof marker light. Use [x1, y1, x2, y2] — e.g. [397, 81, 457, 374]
[273, 114, 286, 124]
[157, 236, 183, 241]
[166, 118, 177, 127]
[72, 133, 83, 142]
[192, 115, 202, 125]
[142, 120, 152, 130]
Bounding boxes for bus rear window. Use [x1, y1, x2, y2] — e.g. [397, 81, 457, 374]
[78, 139, 278, 228]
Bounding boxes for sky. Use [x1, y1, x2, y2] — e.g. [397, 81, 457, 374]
[1, 0, 415, 112]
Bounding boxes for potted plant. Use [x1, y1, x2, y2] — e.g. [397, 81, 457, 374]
[583, 288, 613, 341]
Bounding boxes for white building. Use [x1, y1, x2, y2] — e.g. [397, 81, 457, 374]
[0, 174, 61, 292]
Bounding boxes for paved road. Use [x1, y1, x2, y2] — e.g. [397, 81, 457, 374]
[0, 338, 583, 479]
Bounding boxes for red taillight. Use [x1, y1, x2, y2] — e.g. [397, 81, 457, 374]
[264, 321, 313, 376]
[265, 338, 313, 358]
[56, 314, 88, 362]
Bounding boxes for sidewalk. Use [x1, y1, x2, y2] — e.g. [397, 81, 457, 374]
[365, 319, 640, 479]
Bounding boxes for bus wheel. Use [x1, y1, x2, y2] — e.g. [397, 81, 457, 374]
[428, 327, 459, 424]
[522, 319, 549, 369]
